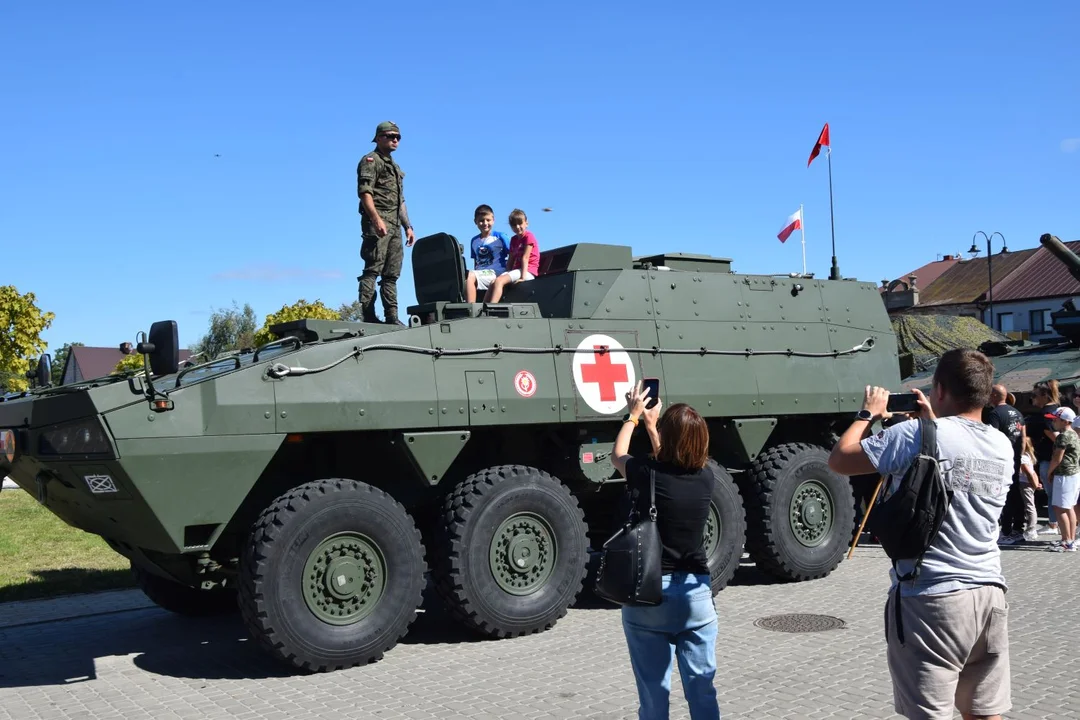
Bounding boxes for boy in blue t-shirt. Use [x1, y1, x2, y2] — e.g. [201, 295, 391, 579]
[465, 204, 510, 303]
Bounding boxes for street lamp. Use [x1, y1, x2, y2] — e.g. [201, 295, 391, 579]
[968, 231, 1009, 329]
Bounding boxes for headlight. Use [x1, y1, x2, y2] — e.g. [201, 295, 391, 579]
[1, 429, 14, 463]
[38, 419, 112, 456]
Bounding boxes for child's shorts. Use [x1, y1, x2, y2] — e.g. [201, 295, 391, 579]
[507, 269, 535, 282]
[473, 269, 498, 290]
[1052, 473, 1080, 508]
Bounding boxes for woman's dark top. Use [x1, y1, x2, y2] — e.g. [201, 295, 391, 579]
[624, 457, 713, 575]
[1028, 403, 1059, 463]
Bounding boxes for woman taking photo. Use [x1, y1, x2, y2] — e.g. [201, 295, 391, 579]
[610, 383, 720, 720]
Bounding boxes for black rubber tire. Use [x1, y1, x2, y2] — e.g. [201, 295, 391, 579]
[131, 563, 237, 616]
[705, 461, 747, 594]
[238, 478, 426, 673]
[433, 465, 588, 638]
[740, 443, 855, 582]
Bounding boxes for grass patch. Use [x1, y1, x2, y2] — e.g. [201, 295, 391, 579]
[0, 489, 134, 604]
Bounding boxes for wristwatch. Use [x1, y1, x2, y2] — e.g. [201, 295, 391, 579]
[854, 409, 873, 422]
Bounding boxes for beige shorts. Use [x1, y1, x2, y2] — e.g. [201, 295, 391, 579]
[885, 584, 1010, 719]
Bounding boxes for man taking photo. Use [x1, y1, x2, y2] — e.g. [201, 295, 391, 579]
[829, 349, 1013, 720]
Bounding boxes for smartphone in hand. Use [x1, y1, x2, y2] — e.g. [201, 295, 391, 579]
[886, 392, 919, 413]
[641, 377, 660, 409]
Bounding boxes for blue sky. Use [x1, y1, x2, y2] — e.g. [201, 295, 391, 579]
[3, 2, 1079, 353]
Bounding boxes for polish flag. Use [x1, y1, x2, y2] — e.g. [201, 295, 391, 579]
[807, 123, 830, 167]
[777, 208, 802, 243]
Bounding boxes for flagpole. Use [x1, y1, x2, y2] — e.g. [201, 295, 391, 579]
[827, 147, 840, 280]
[800, 204, 806, 276]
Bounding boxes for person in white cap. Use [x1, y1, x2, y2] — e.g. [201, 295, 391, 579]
[1044, 406, 1079, 551]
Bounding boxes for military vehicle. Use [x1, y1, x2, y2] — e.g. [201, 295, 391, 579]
[0, 232, 900, 672]
[902, 234, 1080, 409]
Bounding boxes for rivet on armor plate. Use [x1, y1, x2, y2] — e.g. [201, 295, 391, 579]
[280, 411, 287, 418]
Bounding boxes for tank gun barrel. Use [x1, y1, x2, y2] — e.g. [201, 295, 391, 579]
[1040, 233, 1080, 285]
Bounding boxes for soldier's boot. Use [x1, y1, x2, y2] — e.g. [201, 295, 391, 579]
[358, 274, 380, 323]
[380, 277, 404, 326]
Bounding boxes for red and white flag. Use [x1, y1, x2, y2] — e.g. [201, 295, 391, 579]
[807, 122, 830, 167]
[777, 208, 802, 243]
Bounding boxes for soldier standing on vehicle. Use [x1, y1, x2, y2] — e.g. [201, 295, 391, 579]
[357, 121, 416, 325]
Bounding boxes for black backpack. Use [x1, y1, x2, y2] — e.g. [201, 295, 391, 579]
[866, 416, 952, 643]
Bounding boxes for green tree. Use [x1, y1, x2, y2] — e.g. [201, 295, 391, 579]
[191, 302, 257, 360]
[112, 353, 145, 375]
[51, 341, 84, 386]
[254, 299, 340, 346]
[0, 286, 55, 392]
[337, 300, 365, 322]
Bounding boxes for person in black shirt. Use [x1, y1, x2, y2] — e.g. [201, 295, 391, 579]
[1028, 380, 1061, 533]
[611, 383, 720, 720]
[986, 384, 1027, 543]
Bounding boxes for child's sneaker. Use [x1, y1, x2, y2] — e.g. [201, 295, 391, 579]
[1049, 543, 1067, 552]
[1066, 542, 1078, 552]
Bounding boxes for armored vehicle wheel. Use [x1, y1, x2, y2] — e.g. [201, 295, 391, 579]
[131, 563, 237, 616]
[238, 479, 426, 672]
[433, 465, 588, 638]
[741, 443, 854, 582]
[704, 461, 747, 594]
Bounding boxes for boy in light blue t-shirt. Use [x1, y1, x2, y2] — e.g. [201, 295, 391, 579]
[465, 204, 510, 303]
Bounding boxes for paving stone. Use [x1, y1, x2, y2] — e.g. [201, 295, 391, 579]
[0, 545, 1078, 718]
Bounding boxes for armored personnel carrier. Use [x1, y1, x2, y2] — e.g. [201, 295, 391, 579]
[0, 233, 900, 672]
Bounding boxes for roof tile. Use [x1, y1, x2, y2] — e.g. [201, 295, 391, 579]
[916, 249, 1037, 306]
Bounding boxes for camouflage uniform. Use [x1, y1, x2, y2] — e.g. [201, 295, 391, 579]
[357, 121, 408, 323]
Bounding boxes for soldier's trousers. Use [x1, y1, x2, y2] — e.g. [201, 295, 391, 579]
[358, 223, 402, 318]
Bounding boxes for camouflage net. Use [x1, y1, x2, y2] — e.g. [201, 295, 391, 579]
[891, 314, 1008, 374]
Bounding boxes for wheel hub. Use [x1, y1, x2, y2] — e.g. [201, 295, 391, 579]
[789, 480, 833, 548]
[704, 503, 721, 558]
[303, 533, 385, 625]
[489, 513, 556, 596]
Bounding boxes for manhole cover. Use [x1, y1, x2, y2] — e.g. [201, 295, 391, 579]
[753, 614, 846, 633]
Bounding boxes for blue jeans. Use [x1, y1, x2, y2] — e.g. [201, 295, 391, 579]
[621, 572, 720, 720]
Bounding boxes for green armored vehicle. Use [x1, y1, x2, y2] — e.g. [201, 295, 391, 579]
[0, 233, 900, 672]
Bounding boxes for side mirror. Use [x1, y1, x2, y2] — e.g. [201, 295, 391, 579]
[35, 353, 52, 387]
[136, 321, 180, 376]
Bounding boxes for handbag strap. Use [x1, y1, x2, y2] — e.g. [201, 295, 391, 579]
[648, 467, 657, 521]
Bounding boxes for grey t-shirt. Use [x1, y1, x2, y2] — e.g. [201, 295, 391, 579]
[861, 415, 1012, 597]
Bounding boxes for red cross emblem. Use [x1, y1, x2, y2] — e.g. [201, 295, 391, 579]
[580, 346, 628, 402]
[571, 333, 636, 415]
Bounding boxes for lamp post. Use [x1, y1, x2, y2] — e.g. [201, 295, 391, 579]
[968, 231, 1009, 329]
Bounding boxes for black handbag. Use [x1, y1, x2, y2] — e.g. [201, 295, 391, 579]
[594, 466, 663, 606]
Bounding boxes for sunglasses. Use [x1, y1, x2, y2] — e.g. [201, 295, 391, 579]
[381, 134, 401, 141]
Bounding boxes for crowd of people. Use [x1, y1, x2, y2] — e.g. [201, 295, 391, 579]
[992, 378, 1080, 552]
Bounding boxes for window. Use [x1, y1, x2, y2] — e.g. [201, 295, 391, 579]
[997, 312, 1014, 333]
[1030, 309, 1052, 334]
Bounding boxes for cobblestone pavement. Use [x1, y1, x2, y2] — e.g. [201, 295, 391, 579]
[1, 544, 1077, 719]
